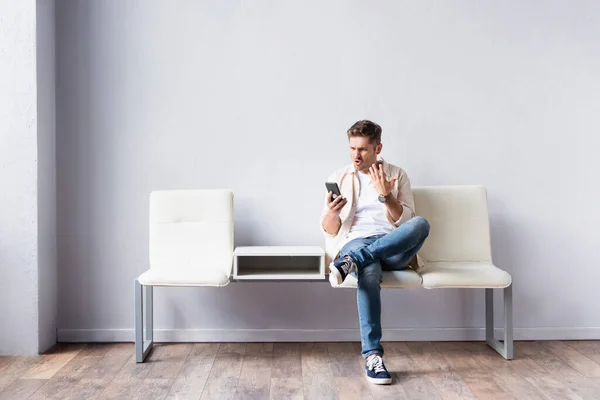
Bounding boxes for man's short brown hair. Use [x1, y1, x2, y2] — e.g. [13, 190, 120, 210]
[347, 120, 382, 145]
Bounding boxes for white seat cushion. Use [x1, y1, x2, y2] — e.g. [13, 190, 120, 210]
[142, 190, 234, 286]
[331, 269, 422, 289]
[138, 267, 230, 287]
[418, 261, 511, 289]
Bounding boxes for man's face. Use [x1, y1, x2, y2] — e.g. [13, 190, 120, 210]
[349, 136, 382, 172]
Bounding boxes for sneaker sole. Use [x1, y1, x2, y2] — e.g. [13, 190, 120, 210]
[366, 376, 392, 385]
[328, 264, 343, 286]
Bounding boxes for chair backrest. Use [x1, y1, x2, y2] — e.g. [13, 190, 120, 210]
[413, 185, 492, 263]
[149, 190, 234, 276]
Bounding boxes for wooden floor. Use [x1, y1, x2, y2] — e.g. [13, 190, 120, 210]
[0, 341, 599, 399]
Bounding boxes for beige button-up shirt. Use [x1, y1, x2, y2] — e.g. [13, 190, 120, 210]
[320, 158, 423, 270]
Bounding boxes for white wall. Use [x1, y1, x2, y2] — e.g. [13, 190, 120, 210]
[55, 0, 600, 342]
[36, 0, 57, 353]
[0, 0, 40, 355]
[0, 0, 57, 355]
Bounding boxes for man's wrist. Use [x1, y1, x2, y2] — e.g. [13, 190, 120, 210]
[378, 192, 394, 204]
[327, 210, 341, 219]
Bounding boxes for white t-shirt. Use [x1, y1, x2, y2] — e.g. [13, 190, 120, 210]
[344, 171, 394, 245]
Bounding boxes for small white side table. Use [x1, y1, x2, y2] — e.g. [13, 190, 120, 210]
[232, 246, 326, 281]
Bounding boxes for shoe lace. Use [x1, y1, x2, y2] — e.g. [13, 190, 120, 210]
[368, 355, 386, 373]
[342, 256, 356, 274]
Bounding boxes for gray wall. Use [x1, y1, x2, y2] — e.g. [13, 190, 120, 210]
[37, 0, 58, 353]
[56, 0, 600, 342]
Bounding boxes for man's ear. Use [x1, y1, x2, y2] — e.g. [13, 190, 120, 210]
[376, 143, 383, 154]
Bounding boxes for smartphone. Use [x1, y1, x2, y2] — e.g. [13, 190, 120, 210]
[325, 182, 342, 200]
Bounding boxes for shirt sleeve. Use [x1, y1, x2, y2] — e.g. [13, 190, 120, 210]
[388, 170, 416, 227]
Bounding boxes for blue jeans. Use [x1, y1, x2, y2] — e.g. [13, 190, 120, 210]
[338, 216, 430, 358]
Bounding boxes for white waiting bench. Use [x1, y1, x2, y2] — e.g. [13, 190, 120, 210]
[135, 186, 513, 363]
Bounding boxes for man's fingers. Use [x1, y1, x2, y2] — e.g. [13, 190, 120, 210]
[328, 194, 344, 209]
[332, 198, 347, 211]
[328, 192, 341, 204]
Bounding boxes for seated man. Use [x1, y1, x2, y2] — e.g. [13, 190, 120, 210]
[320, 120, 430, 385]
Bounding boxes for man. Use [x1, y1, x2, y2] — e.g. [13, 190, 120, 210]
[320, 120, 430, 385]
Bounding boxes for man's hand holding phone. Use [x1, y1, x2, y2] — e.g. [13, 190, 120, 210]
[322, 182, 347, 235]
[327, 191, 348, 216]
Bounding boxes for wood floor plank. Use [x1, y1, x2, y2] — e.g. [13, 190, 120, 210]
[334, 377, 373, 400]
[328, 343, 372, 399]
[246, 343, 274, 356]
[113, 343, 192, 400]
[147, 343, 192, 380]
[160, 343, 220, 400]
[301, 343, 338, 400]
[60, 345, 131, 400]
[77, 352, 131, 383]
[0, 357, 13, 372]
[54, 355, 104, 381]
[273, 343, 300, 356]
[525, 375, 584, 400]
[189, 343, 220, 359]
[28, 356, 103, 400]
[385, 342, 441, 400]
[271, 343, 302, 380]
[165, 354, 217, 400]
[542, 340, 600, 377]
[555, 376, 600, 400]
[158, 344, 195, 362]
[565, 340, 600, 354]
[62, 378, 113, 400]
[77, 343, 115, 357]
[388, 357, 441, 400]
[0, 379, 45, 400]
[97, 355, 154, 400]
[368, 382, 408, 400]
[514, 342, 590, 400]
[104, 342, 134, 357]
[327, 343, 363, 378]
[4, 340, 600, 400]
[115, 348, 170, 400]
[302, 376, 338, 400]
[434, 342, 515, 400]
[235, 343, 273, 399]
[21, 344, 85, 379]
[131, 378, 174, 400]
[463, 343, 547, 400]
[0, 356, 40, 392]
[406, 342, 477, 400]
[217, 343, 247, 356]
[516, 341, 582, 377]
[199, 344, 246, 400]
[565, 340, 600, 369]
[269, 378, 303, 400]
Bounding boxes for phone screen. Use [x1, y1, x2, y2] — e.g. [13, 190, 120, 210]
[325, 182, 342, 199]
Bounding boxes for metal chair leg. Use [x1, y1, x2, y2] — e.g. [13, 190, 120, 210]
[485, 284, 514, 359]
[135, 280, 153, 363]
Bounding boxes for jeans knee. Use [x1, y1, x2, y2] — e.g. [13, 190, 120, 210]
[358, 263, 382, 286]
[411, 216, 430, 237]
[340, 238, 371, 257]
